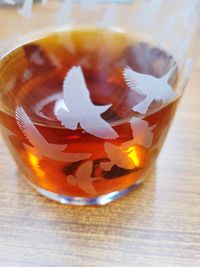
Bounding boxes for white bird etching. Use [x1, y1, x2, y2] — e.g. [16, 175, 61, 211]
[56, 66, 118, 139]
[16, 107, 91, 162]
[123, 66, 177, 114]
[129, 0, 162, 28]
[122, 118, 157, 150]
[18, 0, 33, 17]
[96, 4, 118, 27]
[67, 161, 99, 195]
[80, 0, 97, 10]
[17, 0, 48, 17]
[100, 142, 136, 171]
[41, 0, 48, 6]
[56, 0, 72, 26]
[3, 0, 15, 5]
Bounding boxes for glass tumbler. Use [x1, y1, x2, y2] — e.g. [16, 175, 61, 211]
[0, 0, 199, 205]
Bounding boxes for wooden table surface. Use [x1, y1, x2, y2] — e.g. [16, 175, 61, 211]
[0, 57, 200, 267]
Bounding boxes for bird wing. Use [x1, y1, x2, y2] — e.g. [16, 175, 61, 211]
[61, 66, 115, 138]
[123, 67, 148, 96]
[130, 117, 147, 138]
[104, 142, 123, 162]
[56, 108, 78, 130]
[48, 149, 91, 162]
[154, 87, 176, 102]
[81, 117, 118, 139]
[62, 66, 93, 111]
[76, 161, 97, 195]
[130, 118, 152, 148]
[16, 107, 46, 146]
[104, 142, 134, 169]
[76, 161, 93, 179]
[97, 4, 117, 27]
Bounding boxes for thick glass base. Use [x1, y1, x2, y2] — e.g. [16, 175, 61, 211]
[27, 179, 144, 206]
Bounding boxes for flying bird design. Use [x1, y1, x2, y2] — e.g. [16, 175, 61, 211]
[67, 161, 99, 195]
[41, 0, 48, 5]
[56, 0, 72, 26]
[16, 107, 90, 162]
[128, 0, 162, 28]
[100, 142, 136, 171]
[96, 4, 118, 27]
[3, 0, 15, 5]
[123, 66, 177, 114]
[80, 0, 97, 10]
[55, 66, 118, 139]
[18, 0, 33, 17]
[122, 118, 157, 150]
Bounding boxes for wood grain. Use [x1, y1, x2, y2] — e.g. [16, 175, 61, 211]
[0, 58, 200, 267]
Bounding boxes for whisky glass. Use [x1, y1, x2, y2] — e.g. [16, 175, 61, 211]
[0, 0, 200, 205]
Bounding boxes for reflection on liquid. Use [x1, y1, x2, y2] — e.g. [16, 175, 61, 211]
[28, 152, 45, 178]
[126, 146, 140, 167]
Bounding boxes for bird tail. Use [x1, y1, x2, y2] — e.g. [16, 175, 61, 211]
[132, 96, 153, 114]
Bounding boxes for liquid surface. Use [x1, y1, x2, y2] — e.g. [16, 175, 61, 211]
[0, 28, 179, 197]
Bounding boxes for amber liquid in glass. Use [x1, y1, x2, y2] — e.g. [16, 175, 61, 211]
[0, 29, 179, 197]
